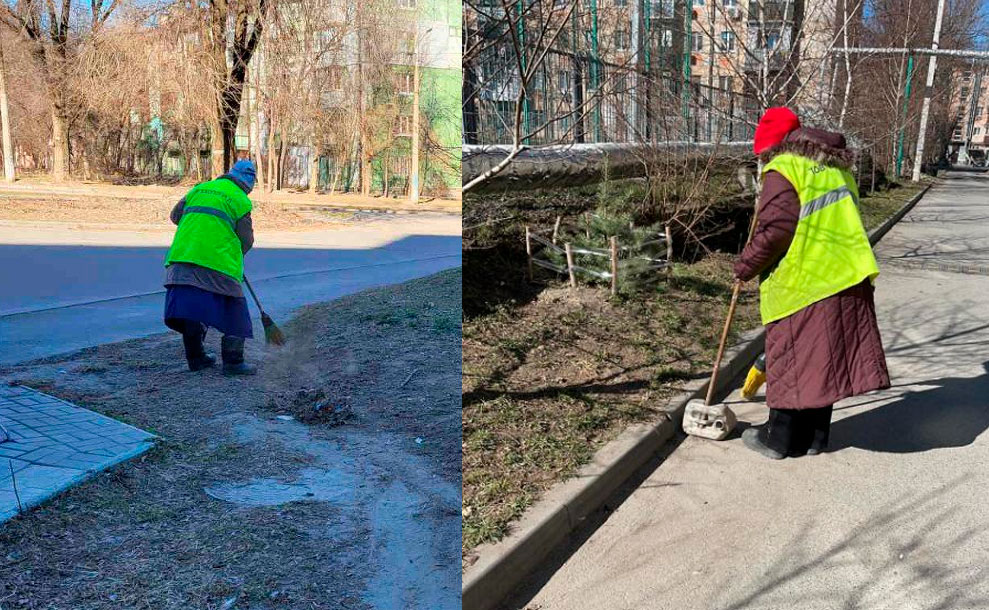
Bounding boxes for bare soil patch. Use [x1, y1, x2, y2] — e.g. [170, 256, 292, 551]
[0, 269, 461, 609]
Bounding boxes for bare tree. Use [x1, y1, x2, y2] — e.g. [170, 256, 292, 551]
[203, 0, 271, 176]
[0, 0, 121, 181]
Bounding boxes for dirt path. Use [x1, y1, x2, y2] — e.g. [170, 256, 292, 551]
[0, 269, 461, 609]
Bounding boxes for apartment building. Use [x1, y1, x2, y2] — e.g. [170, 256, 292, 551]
[466, 0, 843, 146]
[948, 66, 989, 165]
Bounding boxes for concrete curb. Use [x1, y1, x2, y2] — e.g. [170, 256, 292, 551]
[461, 182, 934, 610]
[867, 183, 932, 247]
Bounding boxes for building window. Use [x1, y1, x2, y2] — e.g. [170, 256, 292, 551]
[397, 0, 415, 9]
[691, 31, 704, 52]
[720, 31, 735, 52]
[661, 28, 673, 47]
[765, 33, 780, 49]
[615, 29, 629, 50]
[653, 0, 674, 18]
[395, 115, 412, 135]
[615, 0, 627, 6]
[559, 70, 572, 92]
[976, 127, 982, 135]
[724, 0, 737, 6]
[396, 71, 413, 94]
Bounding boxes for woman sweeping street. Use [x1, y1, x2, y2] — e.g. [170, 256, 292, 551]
[163, 159, 258, 376]
[735, 108, 891, 458]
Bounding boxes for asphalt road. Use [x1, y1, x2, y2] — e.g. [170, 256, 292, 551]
[516, 172, 989, 610]
[0, 215, 461, 364]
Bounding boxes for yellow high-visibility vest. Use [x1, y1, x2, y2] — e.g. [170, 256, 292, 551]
[758, 152, 879, 324]
[165, 177, 252, 282]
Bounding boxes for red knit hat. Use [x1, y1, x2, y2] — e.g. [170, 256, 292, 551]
[753, 107, 800, 155]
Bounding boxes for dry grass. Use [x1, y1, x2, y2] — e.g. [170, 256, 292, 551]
[462, 254, 761, 558]
[0, 194, 343, 232]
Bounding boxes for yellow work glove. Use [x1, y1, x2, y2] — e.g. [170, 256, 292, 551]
[740, 353, 767, 400]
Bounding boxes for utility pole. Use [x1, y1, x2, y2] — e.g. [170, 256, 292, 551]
[411, 47, 420, 202]
[681, 0, 691, 137]
[895, 55, 915, 178]
[642, 0, 651, 141]
[411, 26, 431, 203]
[630, 0, 639, 141]
[912, 0, 947, 183]
[590, 0, 601, 140]
[517, 0, 530, 142]
[0, 34, 14, 183]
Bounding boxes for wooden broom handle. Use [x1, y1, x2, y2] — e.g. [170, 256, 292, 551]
[704, 280, 743, 406]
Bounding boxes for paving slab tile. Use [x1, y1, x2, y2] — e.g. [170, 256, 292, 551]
[0, 385, 155, 525]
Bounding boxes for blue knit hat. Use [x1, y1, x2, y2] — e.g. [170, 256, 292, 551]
[227, 159, 257, 193]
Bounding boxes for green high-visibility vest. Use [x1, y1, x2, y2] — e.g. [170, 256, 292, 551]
[758, 152, 879, 324]
[165, 177, 253, 282]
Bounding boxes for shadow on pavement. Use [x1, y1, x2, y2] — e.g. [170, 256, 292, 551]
[0, 234, 461, 364]
[830, 362, 989, 453]
[0, 234, 461, 316]
[718, 475, 988, 610]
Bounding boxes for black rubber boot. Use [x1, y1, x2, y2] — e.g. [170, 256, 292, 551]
[742, 427, 785, 460]
[182, 321, 216, 372]
[221, 335, 257, 376]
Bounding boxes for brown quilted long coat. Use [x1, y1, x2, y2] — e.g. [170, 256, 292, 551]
[734, 127, 891, 409]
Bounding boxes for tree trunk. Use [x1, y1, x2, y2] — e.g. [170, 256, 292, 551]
[210, 124, 224, 177]
[309, 147, 319, 194]
[277, 140, 286, 190]
[266, 117, 277, 192]
[329, 162, 339, 195]
[361, 150, 371, 196]
[0, 35, 14, 183]
[50, 102, 69, 183]
[383, 151, 389, 198]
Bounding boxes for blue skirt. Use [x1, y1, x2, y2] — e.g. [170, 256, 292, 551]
[164, 285, 254, 338]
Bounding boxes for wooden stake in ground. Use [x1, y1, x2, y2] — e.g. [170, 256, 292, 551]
[525, 226, 534, 281]
[584, 212, 591, 238]
[565, 242, 577, 290]
[609, 235, 619, 296]
[552, 215, 562, 245]
[665, 224, 674, 277]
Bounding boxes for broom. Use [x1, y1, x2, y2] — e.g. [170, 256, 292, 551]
[243, 275, 286, 346]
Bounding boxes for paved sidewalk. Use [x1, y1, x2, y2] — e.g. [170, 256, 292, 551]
[517, 172, 989, 610]
[0, 385, 154, 524]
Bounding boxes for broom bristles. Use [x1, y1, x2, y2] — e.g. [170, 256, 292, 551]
[260, 313, 286, 346]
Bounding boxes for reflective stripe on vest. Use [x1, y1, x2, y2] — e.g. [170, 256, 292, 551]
[182, 205, 236, 230]
[164, 178, 252, 282]
[758, 153, 879, 324]
[799, 185, 854, 219]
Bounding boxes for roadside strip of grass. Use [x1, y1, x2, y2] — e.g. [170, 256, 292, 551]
[462, 180, 930, 560]
[0, 270, 461, 610]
